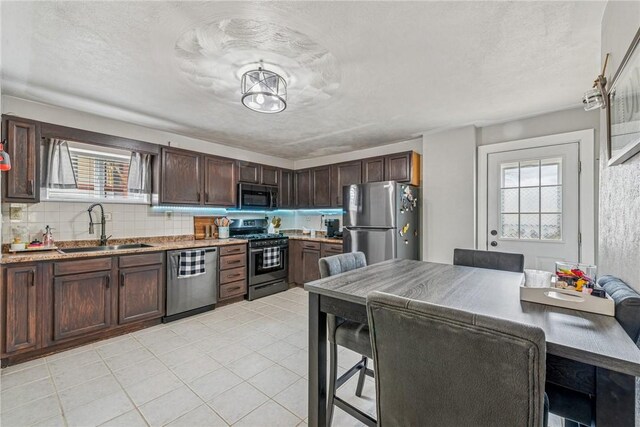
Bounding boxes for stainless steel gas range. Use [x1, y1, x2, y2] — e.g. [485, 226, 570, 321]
[229, 219, 289, 300]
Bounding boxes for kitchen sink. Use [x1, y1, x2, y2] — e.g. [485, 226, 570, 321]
[59, 243, 154, 254]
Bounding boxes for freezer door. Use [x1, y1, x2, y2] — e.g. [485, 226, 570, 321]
[343, 182, 396, 228]
[343, 228, 396, 265]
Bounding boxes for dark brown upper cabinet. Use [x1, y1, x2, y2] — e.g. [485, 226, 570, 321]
[204, 156, 237, 206]
[279, 169, 294, 208]
[3, 265, 39, 355]
[2, 117, 40, 202]
[261, 165, 279, 186]
[312, 166, 332, 208]
[363, 156, 385, 183]
[160, 148, 202, 205]
[385, 151, 420, 185]
[331, 161, 362, 207]
[294, 169, 312, 208]
[238, 161, 260, 184]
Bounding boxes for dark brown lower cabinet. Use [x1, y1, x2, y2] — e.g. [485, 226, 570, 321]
[52, 271, 112, 342]
[3, 265, 38, 355]
[289, 241, 343, 285]
[302, 247, 321, 283]
[119, 264, 164, 324]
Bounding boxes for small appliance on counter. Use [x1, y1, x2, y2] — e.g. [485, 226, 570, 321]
[324, 219, 340, 238]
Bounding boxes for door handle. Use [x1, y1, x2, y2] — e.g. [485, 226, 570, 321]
[490, 241, 498, 247]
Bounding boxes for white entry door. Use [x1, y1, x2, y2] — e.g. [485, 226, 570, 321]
[486, 143, 580, 271]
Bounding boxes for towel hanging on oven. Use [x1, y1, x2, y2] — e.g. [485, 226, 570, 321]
[178, 249, 206, 278]
[262, 247, 281, 269]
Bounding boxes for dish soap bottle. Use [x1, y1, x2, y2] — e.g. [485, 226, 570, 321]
[43, 225, 55, 247]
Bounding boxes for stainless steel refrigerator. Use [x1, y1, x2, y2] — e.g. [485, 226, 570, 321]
[343, 181, 420, 264]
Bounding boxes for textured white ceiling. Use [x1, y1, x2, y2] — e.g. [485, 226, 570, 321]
[1, 1, 605, 159]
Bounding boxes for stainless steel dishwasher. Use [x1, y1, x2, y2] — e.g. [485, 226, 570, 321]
[164, 247, 218, 322]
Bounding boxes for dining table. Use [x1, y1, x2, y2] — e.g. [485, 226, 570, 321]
[305, 259, 640, 427]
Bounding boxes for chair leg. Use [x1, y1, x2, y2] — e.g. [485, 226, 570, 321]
[327, 342, 338, 427]
[355, 356, 368, 397]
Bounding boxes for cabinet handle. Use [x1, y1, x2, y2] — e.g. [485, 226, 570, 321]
[229, 273, 242, 278]
[197, 192, 201, 202]
[205, 192, 209, 203]
[228, 259, 241, 264]
[120, 272, 125, 287]
[106, 276, 110, 288]
[30, 270, 35, 286]
[27, 180, 34, 195]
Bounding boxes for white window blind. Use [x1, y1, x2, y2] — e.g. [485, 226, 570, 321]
[45, 141, 150, 203]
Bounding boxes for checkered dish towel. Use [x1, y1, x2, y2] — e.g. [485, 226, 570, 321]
[262, 247, 281, 268]
[178, 249, 206, 278]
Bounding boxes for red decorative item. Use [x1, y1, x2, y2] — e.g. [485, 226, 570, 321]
[0, 140, 11, 171]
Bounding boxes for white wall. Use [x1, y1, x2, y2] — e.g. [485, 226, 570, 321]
[294, 137, 422, 169]
[422, 126, 477, 263]
[2, 96, 294, 169]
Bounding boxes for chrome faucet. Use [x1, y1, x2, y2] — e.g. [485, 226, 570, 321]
[87, 203, 111, 246]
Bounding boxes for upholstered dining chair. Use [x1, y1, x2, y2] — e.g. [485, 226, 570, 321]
[546, 275, 640, 427]
[318, 252, 375, 427]
[367, 291, 548, 427]
[453, 248, 525, 273]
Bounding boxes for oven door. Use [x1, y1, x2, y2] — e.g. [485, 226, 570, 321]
[249, 246, 288, 285]
[238, 184, 273, 210]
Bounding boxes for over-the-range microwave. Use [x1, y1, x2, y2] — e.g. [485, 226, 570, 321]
[237, 184, 278, 210]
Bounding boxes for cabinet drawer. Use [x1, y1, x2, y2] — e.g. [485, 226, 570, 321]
[119, 252, 163, 268]
[220, 266, 246, 284]
[322, 243, 343, 253]
[220, 253, 246, 270]
[220, 245, 247, 256]
[219, 280, 247, 300]
[54, 257, 112, 276]
[300, 241, 321, 250]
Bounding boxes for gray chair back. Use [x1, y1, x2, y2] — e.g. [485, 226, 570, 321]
[319, 251, 367, 278]
[367, 291, 546, 427]
[454, 248, 525, 273]
[598, 275, 640, 345]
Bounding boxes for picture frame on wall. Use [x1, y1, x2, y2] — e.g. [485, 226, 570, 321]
[607, 27, 640, 166]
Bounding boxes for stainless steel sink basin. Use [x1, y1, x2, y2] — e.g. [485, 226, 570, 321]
[59, 243, 154, 254]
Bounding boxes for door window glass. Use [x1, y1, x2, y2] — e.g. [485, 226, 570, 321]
[499, 158, 562, 240]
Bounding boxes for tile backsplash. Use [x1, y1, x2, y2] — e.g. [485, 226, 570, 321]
[1, 202, 340, 244]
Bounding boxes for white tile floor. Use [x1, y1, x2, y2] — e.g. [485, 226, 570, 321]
[1, 287, 563, 427]
[0, 288, 374, 427]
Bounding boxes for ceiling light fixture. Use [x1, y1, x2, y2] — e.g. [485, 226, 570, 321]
[241, 62, 287, 113]
[583, 53, 610, 111]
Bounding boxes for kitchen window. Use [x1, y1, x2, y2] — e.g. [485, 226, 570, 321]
[43, 140, 151, 204]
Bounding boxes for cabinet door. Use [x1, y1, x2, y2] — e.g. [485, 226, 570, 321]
[204, 156, 237, 206]
[261, 165, 279, 186]
[295, 169, 312, 208]
[312, 166, 332, 207]
[279, 169, 294, 208]
[52, 271, 112, 342]
[238, 162, 260, 184]
[331, 161, 362, 207]
[3, 118, 39, 202]
[385, 152, 413, 182]
[4, 265, 38, 354]
[302, 248, 321, 283]
[363, 157, 385, 183]
[161, 148, 202, 204]
[119, 264, 164, 324]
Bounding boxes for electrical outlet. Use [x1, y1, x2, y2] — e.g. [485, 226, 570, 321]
[104, 213, 112, 221]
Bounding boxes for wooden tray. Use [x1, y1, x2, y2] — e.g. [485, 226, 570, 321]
[520, 286, 615, 316]
[193, 216, 221, 240]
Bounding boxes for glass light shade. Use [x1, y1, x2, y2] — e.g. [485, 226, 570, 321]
[241, 68, 287, 113]
[583, 87, 604, 111]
